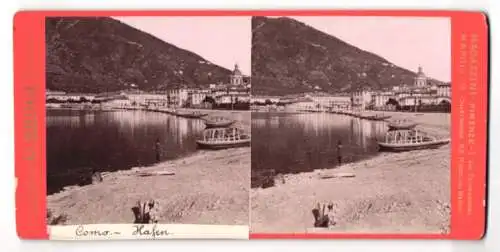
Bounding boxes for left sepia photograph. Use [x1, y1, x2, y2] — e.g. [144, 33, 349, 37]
[45, 16, 251, 229]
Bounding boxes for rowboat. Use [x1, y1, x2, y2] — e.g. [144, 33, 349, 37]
[196, 127, 251, 149]
[372, 114, 391, 121]
[204, 116, 235, 128]
[359, 114, 391, 121]
[387, 119, 418, 130]
[182, 111, 208, 119]
[378, 129, 450, 152]
[174, 110, 208, 118]
[170, 110, 185, 116]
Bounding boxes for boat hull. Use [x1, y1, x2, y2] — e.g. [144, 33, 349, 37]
[175, 112, 208, 118]
[358, 115, 390, 121]
[204, 121, 235, 128]
[196, 139, 251, 150]
[387, 123, 418, 130]
[378, 139, 450, 152]
[372, 116, 391, 121]
[182, 114, 207, 119]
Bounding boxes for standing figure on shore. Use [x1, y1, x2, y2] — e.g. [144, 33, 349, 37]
[326, 202, 337, 226]
[155, 137, 161, 162]
[336, 140, 343, 165]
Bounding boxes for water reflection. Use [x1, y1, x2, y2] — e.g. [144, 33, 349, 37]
[251, 112, 387, 187]
[46, 109, 205, 194]
[46, 111, 97, 128]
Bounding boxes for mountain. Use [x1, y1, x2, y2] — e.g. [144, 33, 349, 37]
[46, 17, 232, 93]
[251, 16, 445, 96]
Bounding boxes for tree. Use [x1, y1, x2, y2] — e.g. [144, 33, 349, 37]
[385, 98, 400, 111]
[202, 96, 216, 105]
[79, 96, 89, 103]
[46, 98, 62, 104]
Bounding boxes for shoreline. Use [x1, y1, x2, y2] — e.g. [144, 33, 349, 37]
[47, 108, 450, 231]
[250, 111, 451, 233]
[47, 106, 251, 130]
[47, 147, 250, 226]
[47, 109, 251, 226]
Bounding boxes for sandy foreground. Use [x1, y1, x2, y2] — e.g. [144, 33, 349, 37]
[47, 110, 250, 226]
[250, 111, 451, 234]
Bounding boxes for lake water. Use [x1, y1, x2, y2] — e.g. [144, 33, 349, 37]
[47, 110, 389, 193]
[251, 112, 387, 188]
[46, 109, 206, 194]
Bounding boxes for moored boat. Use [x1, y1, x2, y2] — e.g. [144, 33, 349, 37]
[196, 127, 251, 149]
[372, 114, 391, 121]
[173, 110, 208, 118]
[172, 110, 189, 116]
[378, 129, 450, 152]
[204, 116, 235, 128]
[357, 114, 374, 120]
[182, 111, 209, 119]
[387, 119, 418, 130]
[358, 113, 391, 121]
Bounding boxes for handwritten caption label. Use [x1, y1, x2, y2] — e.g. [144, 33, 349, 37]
[74, 224, 170, 239]
[49, 224, 249, 240]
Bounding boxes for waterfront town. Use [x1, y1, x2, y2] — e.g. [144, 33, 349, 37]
[46, 62, 253, 227]
[46, 65, 451, 114]
[45, 16, 256, 229]
[46, 63, 252, 110]
[249, 66, 452, 234]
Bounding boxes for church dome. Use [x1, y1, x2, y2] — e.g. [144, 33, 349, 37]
[232, 63, 242, 76]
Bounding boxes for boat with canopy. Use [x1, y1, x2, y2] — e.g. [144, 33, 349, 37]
[378, 129, 450, 152]
[196, 127, 251, 149]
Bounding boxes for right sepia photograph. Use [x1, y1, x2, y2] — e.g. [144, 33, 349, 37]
[250, 16, 451, 234]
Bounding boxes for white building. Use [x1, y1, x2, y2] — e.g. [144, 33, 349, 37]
[167, 88, 190, 107]
[437, 83, 451, 97]
[250, 96, 281, 104]
[284, 97, 316, 112]
[306, 92, 351, 111]
[356, 66, 451, 111]
[352, 90, 373, 111]
[188, 89, 210, 106]
[165, 63, 251, 108]
[46, 91, 96, 102]
[125, 91, 168, 107]
[101, 95, 132, 109]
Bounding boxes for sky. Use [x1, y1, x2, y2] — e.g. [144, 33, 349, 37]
[114, 16, 251, 76]
[113, 16, 450, 82]
[289, 16, 452, 82]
